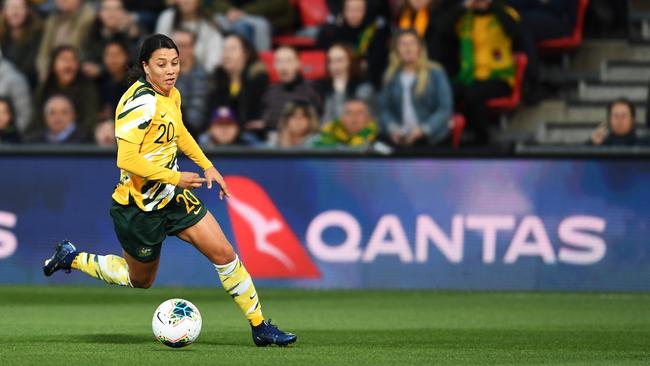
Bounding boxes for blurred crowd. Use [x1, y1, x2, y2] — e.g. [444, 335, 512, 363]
[0, 0, 635, 151]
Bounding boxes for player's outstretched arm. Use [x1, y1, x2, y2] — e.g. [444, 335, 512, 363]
[175, 123, 230, 199]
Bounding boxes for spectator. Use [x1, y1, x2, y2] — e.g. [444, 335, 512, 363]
[326, 0, 391, 21]
[35, 0, 96, 80]
[269, 100, 320, 148]
[94, 118, 115, 147]
[156, 0, 224, 73]
[29, 94, 89, 144]
[122, 0, 166, 33]
[97, 39, 130, 120]
[380, 29, 452, 147]
[316, 98, 378, 147]
[81, 0, 143, 80]
[588, 99, 643, 147]
[261, 46, 322, 133]
[198, 107, 247, 147]
[317, 0, 390, 88]
[507, 0, 576, 42]
[0, 97, 21, 143]
[0, 0, 43, 86]
[208, 33, 269, 137]
[440, 0, 520, 145]
[397, 0, 453, 63]
[29, 46, 99, 137]
[171, 29, 209, 135]
[317, 43, 375, 124]
[212, 0, 290, 51]
[0, 51, 32, 135]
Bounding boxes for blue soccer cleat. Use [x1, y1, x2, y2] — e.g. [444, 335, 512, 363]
[43, 240, 78, 277]
[251, 319, 297, 347]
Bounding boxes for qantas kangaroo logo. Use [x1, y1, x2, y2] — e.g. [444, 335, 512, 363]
[224, 176, 320, 279]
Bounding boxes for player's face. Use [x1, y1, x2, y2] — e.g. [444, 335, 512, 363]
[344, 0, 366, 28]
[3, 0, 28, 29]
[327, 46, 350, 78]
[341, 101, 370, 135]
[143, 48, 180, 96]
[609, 103, 634, 136]
[0, 102, 12, 129]
[397, 33, 421, 65]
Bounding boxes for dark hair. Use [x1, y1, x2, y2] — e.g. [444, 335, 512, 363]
[0, 96, 16, 125]
[44, 45, 80, 88]
[0, 0, 39, 43]
[607, 98, 636, 121]
[224, 32, 259, 67]
[327, 43, 362, 80]
[128, 34, 179, 83]
[103, 36, 132, 60]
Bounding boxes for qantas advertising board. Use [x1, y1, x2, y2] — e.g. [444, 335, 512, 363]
[0, 156, 649, 290]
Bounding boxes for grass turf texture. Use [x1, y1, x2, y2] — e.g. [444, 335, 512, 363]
[0, 286, 648, 365]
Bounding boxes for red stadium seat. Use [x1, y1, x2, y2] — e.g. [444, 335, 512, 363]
[259, 51, 279, 83]
[486, 53, 528, 113]
[295, 0, 329, 27]
[259, 50, 327, 84]
[299, 50, 327, 81]
[451, 114, 466, 149]
[537, 0, 589, 54]
[272, 0, 329, 48]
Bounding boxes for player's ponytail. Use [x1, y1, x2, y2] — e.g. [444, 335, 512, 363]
[128, 34, 180, 84]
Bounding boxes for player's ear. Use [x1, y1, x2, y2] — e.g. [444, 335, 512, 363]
[142, 61, 150, 77]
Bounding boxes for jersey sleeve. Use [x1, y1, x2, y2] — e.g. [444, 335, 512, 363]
[115, 90, 156, 144]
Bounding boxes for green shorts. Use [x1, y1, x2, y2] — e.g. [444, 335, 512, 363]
[109, 188, 208, 263]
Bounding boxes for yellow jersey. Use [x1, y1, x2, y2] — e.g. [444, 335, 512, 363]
[112, 78, 212, 212]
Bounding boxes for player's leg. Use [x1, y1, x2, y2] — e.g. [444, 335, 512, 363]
[43, 200, 165, 288]
[176, 211, 297, 346]
[43, 241, 134, 287]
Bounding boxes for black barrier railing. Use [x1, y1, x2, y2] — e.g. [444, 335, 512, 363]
[2, 143, 650, 158]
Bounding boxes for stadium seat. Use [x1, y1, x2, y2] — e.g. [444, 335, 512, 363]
[259, 50, 327, 84]
[451, 114, 466, 149]
[486, 53, 528, 113]
[272, 0, 329, 48]
[536, 0, 589, 54]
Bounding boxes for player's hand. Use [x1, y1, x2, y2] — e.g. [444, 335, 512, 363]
[178, 172, 206, 189]
[204, 166, 231, 200]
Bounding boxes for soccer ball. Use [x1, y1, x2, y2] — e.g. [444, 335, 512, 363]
[152, 298, 202, 348]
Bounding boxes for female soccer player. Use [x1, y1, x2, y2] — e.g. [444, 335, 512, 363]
[42, 34, 296, 347]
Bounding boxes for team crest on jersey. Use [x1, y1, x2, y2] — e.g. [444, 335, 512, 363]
[139, 247, 153, 257]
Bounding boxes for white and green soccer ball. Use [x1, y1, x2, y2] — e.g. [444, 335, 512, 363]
[152, 298, 202, 348]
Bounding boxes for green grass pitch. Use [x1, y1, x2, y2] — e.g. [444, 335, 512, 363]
[1, 286, 649, 365]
